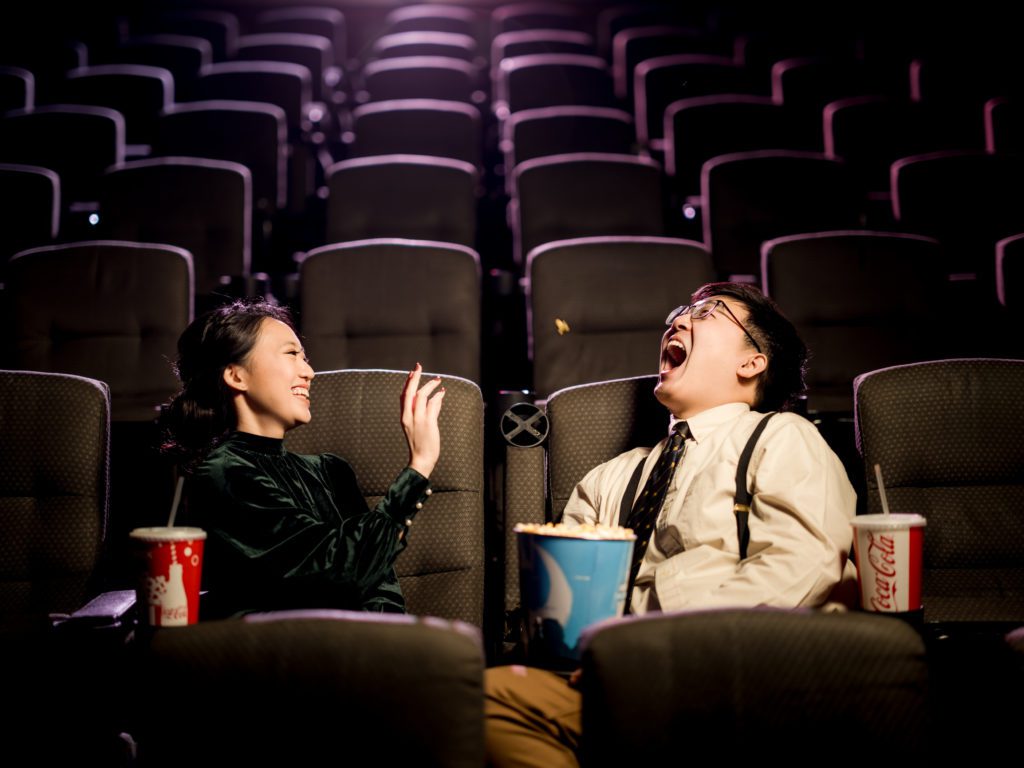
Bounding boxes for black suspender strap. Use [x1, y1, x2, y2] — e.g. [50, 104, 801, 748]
[618, 457, 647, 527]
[734, 413, 776, 561]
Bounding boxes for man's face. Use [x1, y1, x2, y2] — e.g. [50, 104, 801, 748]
[654, 295, 760, 419]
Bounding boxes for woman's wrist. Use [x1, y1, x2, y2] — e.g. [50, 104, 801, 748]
[409, 456, 436, 479]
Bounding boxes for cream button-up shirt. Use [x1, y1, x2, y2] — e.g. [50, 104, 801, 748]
[561, 403, 858, 614]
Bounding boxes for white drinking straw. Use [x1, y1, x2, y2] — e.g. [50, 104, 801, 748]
[167, 476, 185, 527]
[873, 463, 891, 516]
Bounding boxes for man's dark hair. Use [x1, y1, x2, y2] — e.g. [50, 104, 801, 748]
[690, 282, 808, 412]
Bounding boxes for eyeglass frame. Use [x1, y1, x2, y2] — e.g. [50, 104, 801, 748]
[665, 298, 763, 353]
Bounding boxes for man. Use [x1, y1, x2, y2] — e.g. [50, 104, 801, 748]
[485, 282, 857, 767]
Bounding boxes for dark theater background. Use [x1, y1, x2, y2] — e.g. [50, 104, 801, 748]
[2, 0, 1022, 764]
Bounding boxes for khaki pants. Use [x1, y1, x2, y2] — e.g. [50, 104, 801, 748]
[484, 665, 582, 768]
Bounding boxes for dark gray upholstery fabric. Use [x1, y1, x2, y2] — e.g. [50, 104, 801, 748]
[361, 56, 479, 103]
[137, 612, 485, 767]
[0, 370, 109, 617]
[702, 150, 860, 278]
[0, 105, 124, 203]
[854, 358, 1024, 622]
[299, 238, 481, 382]
[513, 153, 664, 265]
[352, 99, 482, 168]
[527, 235, 714, 397]
[547, 376, 667, 520]
[579, 609, 928, 762]
[501, 53, 615, 114]
[5, 240, 193, 421]
[763, 230, 948, 413]
[61, 65, 173, 146]
[0, 163, 58, 272]
[285, 370, 484, 626]
[325, 154, 478, 247]
[98, 157, 250, 295]
[156, 101, 288, 212]
[893, 150, 1024, 277]
[502, 444, 545, 612]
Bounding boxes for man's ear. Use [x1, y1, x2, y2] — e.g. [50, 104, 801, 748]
[737, 353, 768, 381]
[223, 363, 249, 393]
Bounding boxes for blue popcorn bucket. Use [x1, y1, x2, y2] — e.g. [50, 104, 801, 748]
[516, 525, 635, 667]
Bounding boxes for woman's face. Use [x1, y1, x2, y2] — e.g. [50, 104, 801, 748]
[224, 318, 315, 438]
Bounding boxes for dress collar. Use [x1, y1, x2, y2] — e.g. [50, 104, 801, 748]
[228, 431, 287, 456]
[670, 402, 751, 444]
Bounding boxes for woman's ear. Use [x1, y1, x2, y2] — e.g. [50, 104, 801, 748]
[737, 352, 768, 381]
[223, 364, 249, 393]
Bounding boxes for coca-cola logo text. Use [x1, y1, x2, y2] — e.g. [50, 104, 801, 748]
[867, 532, 897, 611]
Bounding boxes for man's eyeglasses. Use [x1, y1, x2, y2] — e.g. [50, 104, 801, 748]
[665, 299, 763, 353]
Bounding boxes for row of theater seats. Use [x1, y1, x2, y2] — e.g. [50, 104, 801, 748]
[4, 360, 1023, 760]
[3, 2, 1023, 290]
[2, 234, 1020, 418]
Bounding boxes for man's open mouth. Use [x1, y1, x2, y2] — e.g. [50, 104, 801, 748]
[662, 339, 687, 371]
[291, 387, 309, 400]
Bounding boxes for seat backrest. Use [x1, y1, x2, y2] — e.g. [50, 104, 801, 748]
[492, 29, 594, 74]
[142, 9, 240, 61]
[513, 152, 665, 265]
[299, 238, 481, 381]
[371, 30, 478, 61]
[155, 100, 288, 212]
[255, 6, 347, 67]
[504, 105, 634, 176]
[613, 25, 727, 102]
[98, 157, 251, 296]
[527, 236, 715, 397]
[701, 149, 861, 279]
[0, 105, 125, 204]
[325, 154, 477, 247]
[62, 64, 174, 146]
[361, 55, 479, 103]
[491, 2, 589, 37]
[351, 98, 481, 168]
[285, 370, 485, 626]
[108, 34, 212, 99]
[385, 3, 481, 38]
[0, 65, 34, 112]
[665, 95, 811, 197]
[854, 358, 1024, 622]
[502, 375, 666, 612]
[997, 232, 1024, 312]
[499, 53, 615, 115]
[892, 150, 1024, 277]
[194, 61, 312, 135]
[0, 370, 110, 617]
[762, 230, 948, 413]
[634, 54, 752, 146]
[579, 609, 928, 760]
[6, 240, 193, 421]
[0, 163, 59, 271]
[235, 32, 333, 103]
[136, 612, 484, 766]
[824, 96, 973, 194]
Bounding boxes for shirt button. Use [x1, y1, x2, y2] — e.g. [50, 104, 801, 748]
[425, 488, 432, 496]
[405, 518, 413, 526]
[415, 502, 423, 510]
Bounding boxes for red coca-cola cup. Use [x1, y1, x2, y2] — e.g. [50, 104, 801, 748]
[850, 514, 926, 613]
[129, 527, 206, 627]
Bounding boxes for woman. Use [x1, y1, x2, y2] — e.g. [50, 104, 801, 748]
[161, 299, 444, 616]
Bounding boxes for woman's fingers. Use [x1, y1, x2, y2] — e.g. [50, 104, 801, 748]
[401, 364, 422, 424]
[414, 376, 443, 417]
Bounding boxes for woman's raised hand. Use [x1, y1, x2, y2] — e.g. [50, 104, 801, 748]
[401, 363, 445, 478]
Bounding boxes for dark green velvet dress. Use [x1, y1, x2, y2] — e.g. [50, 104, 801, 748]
[184, 431, 430, 617]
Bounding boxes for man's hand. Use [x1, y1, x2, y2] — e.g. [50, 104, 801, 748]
[401, 363, 445, 479]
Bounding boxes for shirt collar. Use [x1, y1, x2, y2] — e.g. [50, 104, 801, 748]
[670, 402, 751, 444]
[228, 430, 287, 456]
